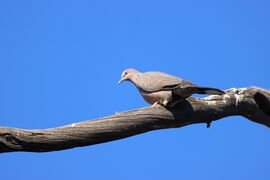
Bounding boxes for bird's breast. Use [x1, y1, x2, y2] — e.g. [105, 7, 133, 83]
[140, 91, 172, 105]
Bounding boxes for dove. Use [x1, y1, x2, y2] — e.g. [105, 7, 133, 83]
[118, 68, 225, 107]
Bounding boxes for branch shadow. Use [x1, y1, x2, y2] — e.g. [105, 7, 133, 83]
[165, 99, 211, 127]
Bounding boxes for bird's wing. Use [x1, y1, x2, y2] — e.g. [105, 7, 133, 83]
[137, 72, 194, 92]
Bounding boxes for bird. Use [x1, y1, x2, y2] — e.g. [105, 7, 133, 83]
[118, 68, 225, 107]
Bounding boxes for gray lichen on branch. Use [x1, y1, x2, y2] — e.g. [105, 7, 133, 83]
[0, 86, 269, 153]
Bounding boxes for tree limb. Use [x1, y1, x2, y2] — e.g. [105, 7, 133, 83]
[0, 86, 269, 153]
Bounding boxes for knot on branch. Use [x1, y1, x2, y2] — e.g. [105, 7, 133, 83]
[254, 92, 270, 117]
[0, 133, 23, 152]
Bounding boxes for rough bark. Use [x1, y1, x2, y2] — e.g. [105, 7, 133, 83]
[0, 87, 269, 153]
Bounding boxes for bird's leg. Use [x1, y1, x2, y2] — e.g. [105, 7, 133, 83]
[152, 99, 172, 107]
[152, 102, 161, 106]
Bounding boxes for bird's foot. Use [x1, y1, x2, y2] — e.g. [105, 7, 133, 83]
[152, 102, 161, 107]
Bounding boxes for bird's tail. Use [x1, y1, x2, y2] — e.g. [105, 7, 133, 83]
[196, 86, 225, 95]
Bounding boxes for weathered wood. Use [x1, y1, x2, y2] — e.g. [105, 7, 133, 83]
[0, 87, 269, 153]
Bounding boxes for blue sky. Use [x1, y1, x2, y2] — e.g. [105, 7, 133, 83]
[0, 0, 269, 179]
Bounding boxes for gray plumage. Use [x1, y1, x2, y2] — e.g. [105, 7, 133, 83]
[136, 71, 192, 92]
[119, 68, 224, 107]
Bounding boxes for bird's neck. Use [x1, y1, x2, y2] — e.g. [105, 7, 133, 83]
[130, 73, 141, 86]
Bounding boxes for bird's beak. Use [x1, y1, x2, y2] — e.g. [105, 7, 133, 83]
[118, 79, 124, 84]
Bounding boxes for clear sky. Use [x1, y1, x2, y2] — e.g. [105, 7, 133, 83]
[0, 0, 269, 180]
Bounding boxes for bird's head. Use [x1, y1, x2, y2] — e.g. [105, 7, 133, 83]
[118, 68, 140, 84]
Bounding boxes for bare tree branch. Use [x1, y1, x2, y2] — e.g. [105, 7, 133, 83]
[0, 87, 269, 153]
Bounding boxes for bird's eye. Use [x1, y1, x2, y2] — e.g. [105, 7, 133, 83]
[122, 72, 127, 78]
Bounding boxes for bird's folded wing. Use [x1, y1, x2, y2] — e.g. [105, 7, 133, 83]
[137, 72, 194, 92]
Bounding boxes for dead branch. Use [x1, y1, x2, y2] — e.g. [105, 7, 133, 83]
[0, 87, 269, 153]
